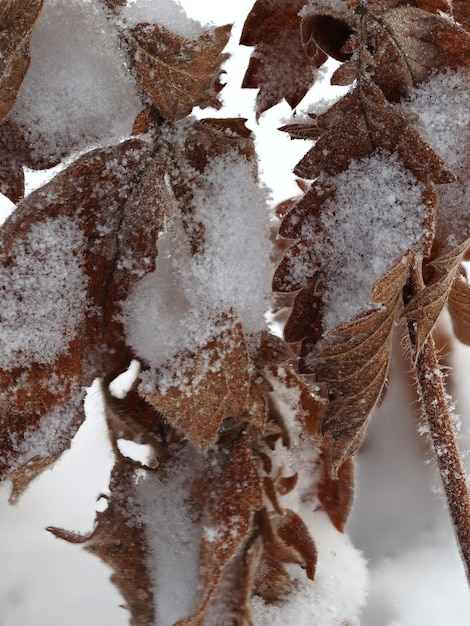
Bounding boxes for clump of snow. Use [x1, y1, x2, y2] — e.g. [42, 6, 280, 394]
[307, 152, 428, 330]
[402, 68, 470, 251]
[122, 146, 271, 378]
[0, 216, 88, 368]
[134, 445, 201, 626]
[9, 0, 141, 162]
[251, 510, 368, 625]
[402, 68, 470, 171]
[122, 0, 204, 38]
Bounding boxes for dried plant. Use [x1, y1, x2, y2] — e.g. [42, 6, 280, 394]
[1, 0, 470, 623]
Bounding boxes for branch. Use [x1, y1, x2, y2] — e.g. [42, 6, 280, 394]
[404, 258, 470, 585]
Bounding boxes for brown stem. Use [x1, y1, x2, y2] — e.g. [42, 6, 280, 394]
[404, 259, 470, 586]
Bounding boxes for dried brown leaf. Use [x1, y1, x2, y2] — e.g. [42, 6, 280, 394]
[286, 79, 454, 183]
[366, 6, 470, 101]
[126, 22, 231, 122]
[330, 59, 358, 86]
[199, 117, 253, 139]
[48, 458, 155, 626]
[0, 0, 44, 121]
[448, 268, 470, 345]
[0, 139, 167, 494]
[404, 237, 470, 355]
[313, 254, 413, 476]
[317, 454, 355, 532]
[143, 317, 252, 450]
[301, 11, 355, 62]
[176, 433, 263, 625]
[240, 0, 327, 117]
[261, 508, 317, 580]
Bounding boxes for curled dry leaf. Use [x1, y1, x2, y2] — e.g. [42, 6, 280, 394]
[0, 0, 44, 121]
[403, 237, 470, 357]
[282, 79, 455, 184]
[448, 267, 470, 346]
[316, 455, 354, 532]
[261, 508, 317, 580]
[176, 432, 263, 625]
[48, 458, 155, 626]
[366, 5, 470, 101]
[313, 254, 413, 476]
[125, 22, 231, 123]
[301, 9, 355, 62]
[0, 139, 168, 495]
[240, 0, 327, 117]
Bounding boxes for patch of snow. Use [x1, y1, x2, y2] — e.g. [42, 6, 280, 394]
[305, 152, 428, 330]
[122, 146, 272, 378]
[251, 510, 368, 625]
[0, 215, 88, 368]
[134, 445, 202, 626]
[122, 0, 204, 38]
[10, 0, 141, 162]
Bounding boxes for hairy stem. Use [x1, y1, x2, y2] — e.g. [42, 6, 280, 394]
[404, 259, 470, 586]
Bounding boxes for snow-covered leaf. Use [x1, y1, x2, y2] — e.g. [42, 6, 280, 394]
[143, 316, 251, 450]
[282, 79, 455, 183]
[366, 6, 470, 101]
[0, 139, 166, 495]
[125, 22, 231, 122]
[314, 254, 413, 476]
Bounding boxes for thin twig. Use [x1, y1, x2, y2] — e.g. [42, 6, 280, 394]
[404, 258, 470, 586]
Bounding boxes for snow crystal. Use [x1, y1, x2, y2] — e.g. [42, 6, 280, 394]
[310, 152, 428, 330]
[134, 445, 201, 626]
[9, 0, 141, 162]
[0, 216, 88, 368]
[122, 0, 204, 38]
[251, 510, 368, 626]
[122, 147, 271, 376]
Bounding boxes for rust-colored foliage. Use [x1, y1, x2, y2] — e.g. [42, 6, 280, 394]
[240, 0, 327, 117]
[2, 0, 470, 621]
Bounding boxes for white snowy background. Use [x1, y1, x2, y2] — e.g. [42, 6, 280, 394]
[1, 0, 470, 624]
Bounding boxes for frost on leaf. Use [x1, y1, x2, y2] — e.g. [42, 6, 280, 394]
[403, 237, 470, 356]
[240, 0, 327, 117]
[0, 0, 44, 121]
[125, 22, 231, 122]
[48, 458, 155, 626]
[0, 139, 166, 496]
